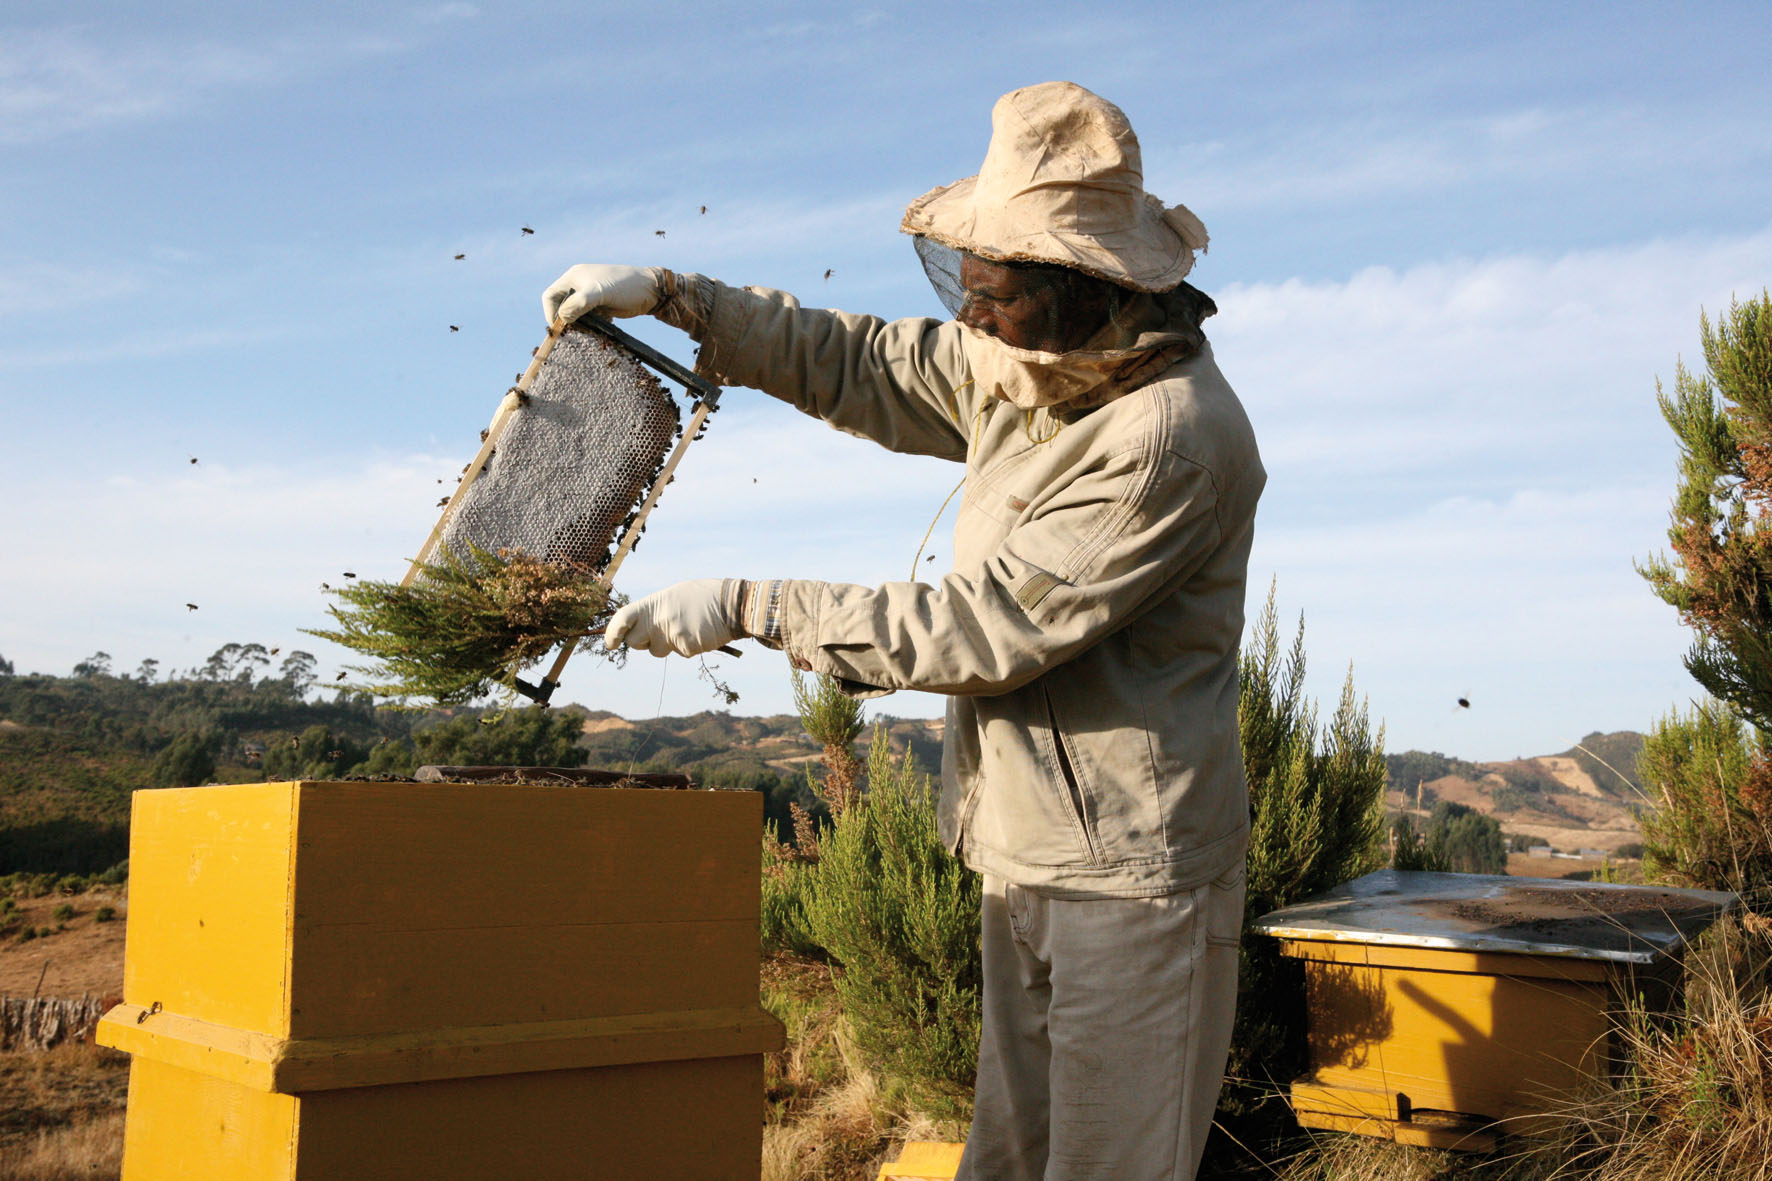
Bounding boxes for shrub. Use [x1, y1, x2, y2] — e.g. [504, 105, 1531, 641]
[94, 906, 116, 923]
[1423, 800, 1507, 874]
[797, 725, 982, 1113]
[1637, 294, 1772, 904]
[17, 925, 35, 943]
[1214, 588, 1388, 1150]
[1391, 814, 1449, 871]
[50, 902, 74, 922]
[1637, 702, 1771, 898]
[151, 731, 215, 788]
[759, 840, 820, 959]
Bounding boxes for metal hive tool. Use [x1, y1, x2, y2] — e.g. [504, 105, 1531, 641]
[407, 315, 723, 703]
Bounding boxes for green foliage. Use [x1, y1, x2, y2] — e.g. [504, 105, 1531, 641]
[1489, 784, 1530, 813]
[151, 731, 215, 788]
[792, 667, 865, 815]
[304, 544, 620, 705]
[1384, 749, 1476, 792]
[50, 902, 74, 922]
[796, 724, 982, 1112]
[1640, 293, 1772, 729]
[1219, 587, 1388, 1138]
[1637, 702, 1772, 896]
[17, 925, 34, 943]
[261, 724, 366, 781]
[94, 906, 116, 923]
[1564, 730, 1646, 795]
[410, 707, 590, 768]
[1391, 814, 1450, 871]
[760, 841, 820, 959]
[1422, 801, 1508, 873]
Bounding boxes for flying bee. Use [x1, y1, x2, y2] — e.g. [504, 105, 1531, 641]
[449, 325, 460, 333]
[189, 456, 198, 465]
[437, 497, 449, 507]
[185, 602, 199, 611]
[335, 672, 347, 681]
[824, 269, 833, 281]
[521, 226, 534, 235]
[654, 229, 666, 238]
[1456, 697, 1471, 710]
[342, 572, 356, 579]
[269, 648, 279, 655]
[699, 205, 706, 214]
[926, 554, 936, 562]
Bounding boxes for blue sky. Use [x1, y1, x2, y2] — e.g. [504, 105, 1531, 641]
[3, 1, 1770, 759]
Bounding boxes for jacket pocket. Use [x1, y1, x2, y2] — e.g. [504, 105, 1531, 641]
[1042, 686, 1099, 864]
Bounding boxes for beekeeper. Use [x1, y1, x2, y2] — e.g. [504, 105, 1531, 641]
[545, 81, 1263, 1181]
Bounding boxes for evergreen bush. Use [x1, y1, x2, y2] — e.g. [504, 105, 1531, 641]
[1638, 702, 1770, 897]
[1216, 587, 1388, 1142]
[798, 724, 982, 1113]
[151, 731, 215, 788]
[1638, 293, 1772, 904]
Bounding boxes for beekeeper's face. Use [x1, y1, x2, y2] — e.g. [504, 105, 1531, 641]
[956, 254, 1110, 354]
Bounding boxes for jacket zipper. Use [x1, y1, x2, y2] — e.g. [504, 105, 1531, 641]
[1043, 687, 1099, 864]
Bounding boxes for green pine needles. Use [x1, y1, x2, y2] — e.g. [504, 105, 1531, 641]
[304, 544, 621, 705]
[1640, 293, 1772, 729]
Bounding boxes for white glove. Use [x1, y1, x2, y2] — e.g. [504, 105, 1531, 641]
[606, 578, 743, 658]
[542, 264, 666, 326]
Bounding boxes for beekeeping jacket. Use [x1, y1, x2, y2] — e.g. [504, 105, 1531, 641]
[657, 271, 1264, 898]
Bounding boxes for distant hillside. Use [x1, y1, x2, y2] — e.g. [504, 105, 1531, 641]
[3, 652, 1644, 870]
[0, 660, 946, 874]
[576, 709, 942, 782]
[1384, 730, 1647, 856]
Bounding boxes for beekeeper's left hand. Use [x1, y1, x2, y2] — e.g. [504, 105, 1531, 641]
[605, 579, 744, 657]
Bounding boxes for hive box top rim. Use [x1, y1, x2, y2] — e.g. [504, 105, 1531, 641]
[1250, 868, 1738, 964]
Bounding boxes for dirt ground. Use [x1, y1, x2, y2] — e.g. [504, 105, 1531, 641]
[0, 890, 127, 998]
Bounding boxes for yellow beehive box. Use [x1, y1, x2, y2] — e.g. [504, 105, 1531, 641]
[1253, 870, 1735, 1150]
[97, 780, 784, 1180]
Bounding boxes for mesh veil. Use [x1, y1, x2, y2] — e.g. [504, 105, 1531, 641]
[912, 237, 1131, 349]
[914, 237, 969, 319]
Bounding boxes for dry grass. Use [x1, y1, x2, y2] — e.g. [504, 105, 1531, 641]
[0, 1111, 123, 1180]
[0, 1042, 126, 1178]
[761, 953, 966, 1181]
[1503, 912, 1772, 1181]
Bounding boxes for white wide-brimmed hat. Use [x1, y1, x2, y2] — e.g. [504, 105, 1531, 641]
[901, 81, 1207, 293]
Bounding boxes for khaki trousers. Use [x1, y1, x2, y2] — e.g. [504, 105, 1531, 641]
[957, 865, 1244, 1181]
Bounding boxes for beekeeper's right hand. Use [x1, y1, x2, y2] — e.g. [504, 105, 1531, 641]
[542, 264, 666, 326]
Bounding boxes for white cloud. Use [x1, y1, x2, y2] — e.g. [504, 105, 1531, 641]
[0, 261, 141, 318]
[0, 28, 272, 144]
[1150, 103, 1769, 215]
[1212, 228, 1772, 480]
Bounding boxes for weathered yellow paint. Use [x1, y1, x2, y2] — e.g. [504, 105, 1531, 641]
[1280, 935, 1652, 1145]
[99, 781, 785, 1179]
[98, 1001, 784, 1092]
[878, 1141, 967, 1179]
[123, 781, 299, 1037]
[122, 1055, 297, 1180]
